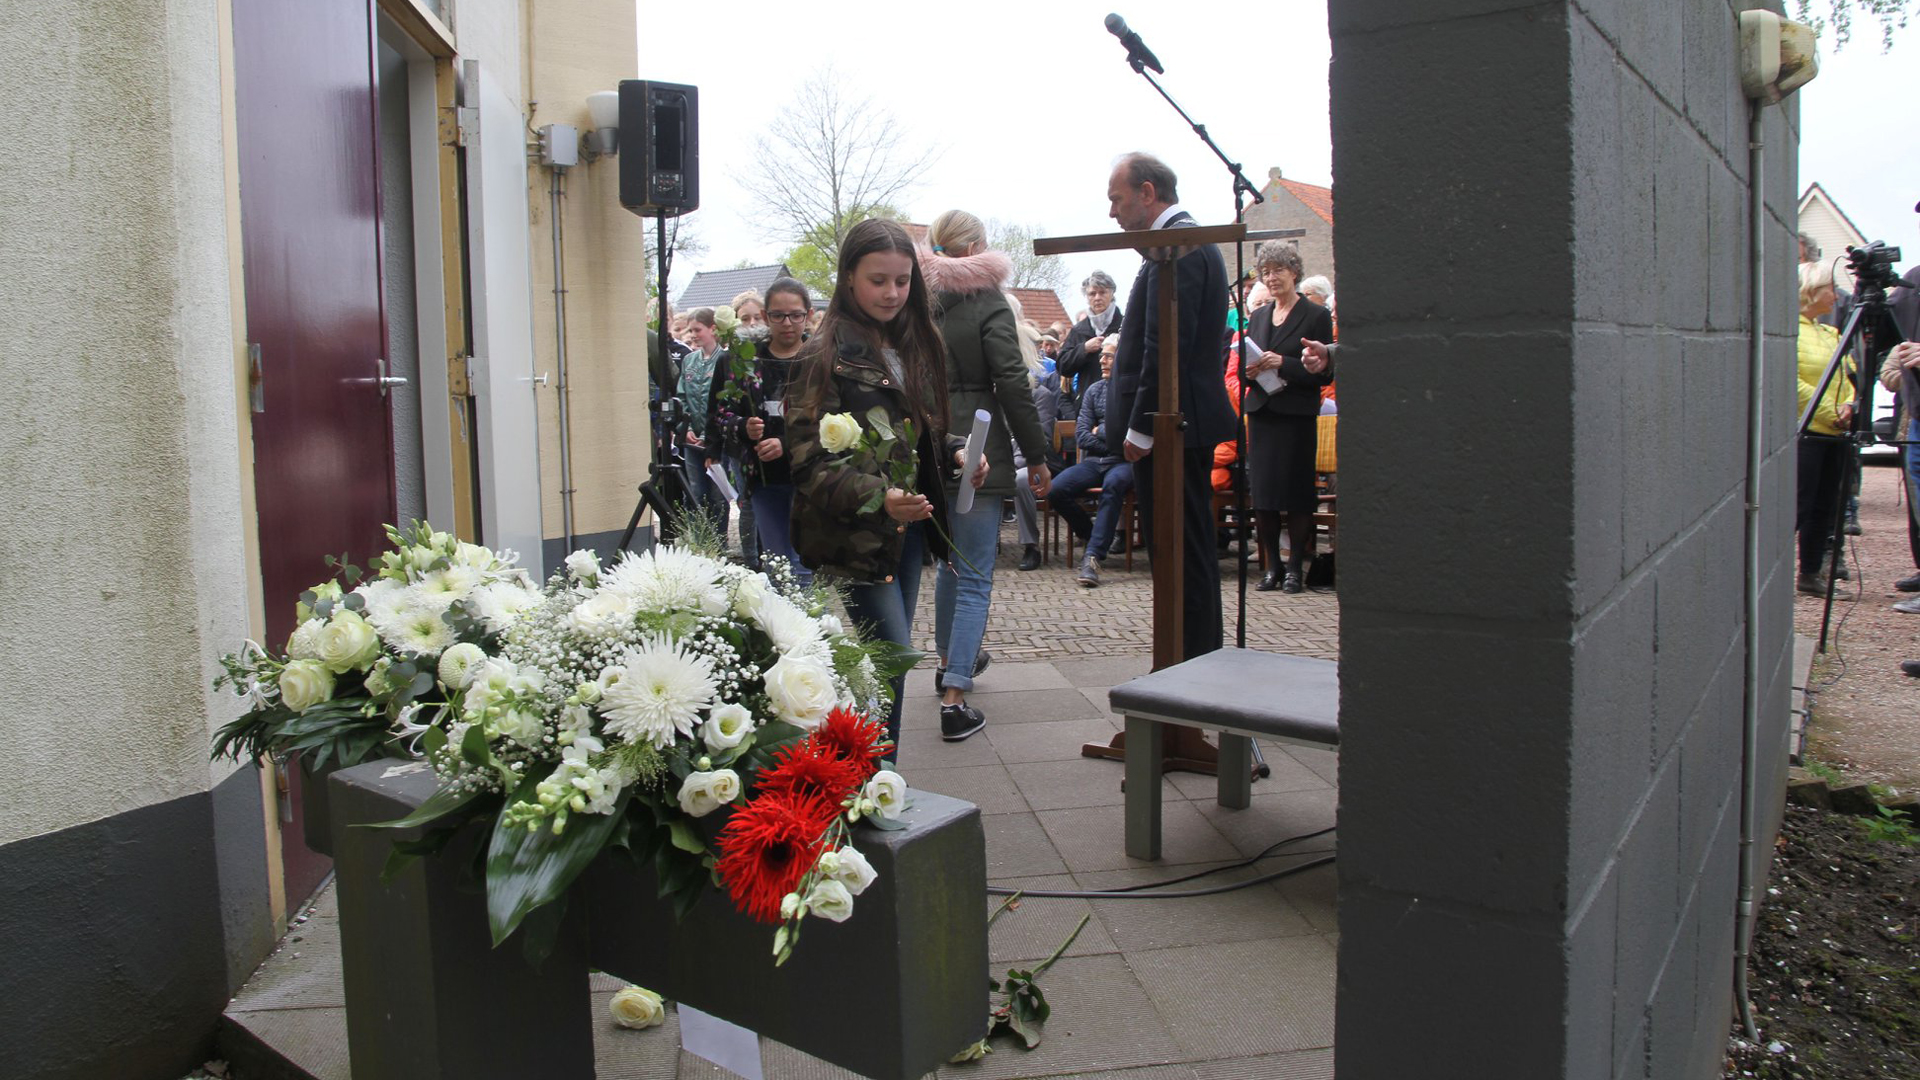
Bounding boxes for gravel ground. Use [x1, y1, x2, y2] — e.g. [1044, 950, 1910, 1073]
[1798, 462, 1920, 797]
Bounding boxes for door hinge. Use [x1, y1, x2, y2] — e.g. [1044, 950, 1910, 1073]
[247, 342, 265, 413]
[449, 354, 474, 396]
[454, 105, 480, 147]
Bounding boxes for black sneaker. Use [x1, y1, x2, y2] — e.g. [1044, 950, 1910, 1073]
[934, 649, 992, 692]
[1898, 572, 1920, 593]
[940, 701, 987, 741]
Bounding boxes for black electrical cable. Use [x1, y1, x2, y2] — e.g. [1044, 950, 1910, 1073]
[985, 824, 1337, 900]
[986, 851, 1335, 901]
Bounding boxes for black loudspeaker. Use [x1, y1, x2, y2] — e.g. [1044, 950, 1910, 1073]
[619, 80, 698, 218]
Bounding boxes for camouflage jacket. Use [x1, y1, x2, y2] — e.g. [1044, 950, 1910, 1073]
[788, 337, 964, 584]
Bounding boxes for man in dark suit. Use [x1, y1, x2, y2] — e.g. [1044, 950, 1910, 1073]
[1107, 152, 1234, 660]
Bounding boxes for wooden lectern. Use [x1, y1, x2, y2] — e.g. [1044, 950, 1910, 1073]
[1035, 224, 1245, 773]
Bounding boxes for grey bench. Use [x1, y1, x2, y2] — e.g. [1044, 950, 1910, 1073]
[1108, 648, 1339, 860]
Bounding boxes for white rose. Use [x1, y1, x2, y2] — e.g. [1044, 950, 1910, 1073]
[702, 703, 754, 751]
[568, 590, 635, 637]
[279, 659, 336, 713]
[824, 846, 877, 895]
[805, 878, 855, 923]
[565, 549, 601, 583]
[493, 706, 544, 748]
[713, 304, 739, 334]
[731, 574, 769, 618]
[455, 541, 496, 569]
[863, 770, 907, 820]
[437, 642, 487, 689]
[762, 654, 837, 729]
[608, 985, 665, 1029]
[285, 618, 326, 661]
[818, 412, 863, 454]
[316, 610, 382, 674]
[818, 613, 844, 637]
[676, 769, 742, 817]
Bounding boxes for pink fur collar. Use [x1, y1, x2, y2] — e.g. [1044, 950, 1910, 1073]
[919, 245, 1012, 296]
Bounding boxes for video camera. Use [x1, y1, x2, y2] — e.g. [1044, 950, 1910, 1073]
[1845, 240, 1905, 297]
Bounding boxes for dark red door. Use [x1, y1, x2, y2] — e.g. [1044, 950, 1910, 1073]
[232, 0, 395, 908]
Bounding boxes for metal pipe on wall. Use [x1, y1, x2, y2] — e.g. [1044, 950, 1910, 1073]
[1734, 100, 1766, 1044]
[549, 165, 576, 551]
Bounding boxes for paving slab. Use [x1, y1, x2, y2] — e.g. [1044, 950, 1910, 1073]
[1194, 789, 1339, 861]
[1189, 1049, 1334, 1079]
[1038, 802, 1243, 874]
[1270, 862, 1339, 935]
[1076, 865, 1318, 953]
[1127, 937, 1339, 1060]
[913, 765, 1033, 816]
[1164, 750, 1328, 801]
[1006, 758, 1182, 813]
[986, 717, 1126, 763]
[984, 811, 1071, 878]
[986, 874, 1120, 965]
[929, 953, 1187, 1079]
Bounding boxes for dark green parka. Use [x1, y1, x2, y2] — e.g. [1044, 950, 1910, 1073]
[787, 334, 965, 583]
[922, 248, 1050, 500]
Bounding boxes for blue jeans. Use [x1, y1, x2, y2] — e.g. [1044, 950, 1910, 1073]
[1050, 460, 1134, 558]
[933, 497, 1002, 694]
[749, 483, 810, 586]
[682, 444, 730, 542]
[842, 521, 926, 750]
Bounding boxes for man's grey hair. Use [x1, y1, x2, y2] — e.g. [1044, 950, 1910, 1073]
[1114, 152, 1179, 204]
[1083, 270, 1117, 294]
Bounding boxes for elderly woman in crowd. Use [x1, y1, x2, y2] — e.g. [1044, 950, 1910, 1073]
[1241, 242, 1335, 594]
[1056, 270, 1123, 412]
[1795, 259, 1856, 594]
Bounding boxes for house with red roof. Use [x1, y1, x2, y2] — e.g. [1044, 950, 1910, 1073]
[1226, 167, 1337, 293]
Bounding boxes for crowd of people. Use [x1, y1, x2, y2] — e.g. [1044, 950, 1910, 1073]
[647, 153, 1340, 747]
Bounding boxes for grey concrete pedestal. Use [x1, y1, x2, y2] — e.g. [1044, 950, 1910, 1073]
[326, 760, 988, 1080]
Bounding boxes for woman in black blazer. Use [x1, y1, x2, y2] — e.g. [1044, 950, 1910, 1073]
[1241, 242, 1335, 593]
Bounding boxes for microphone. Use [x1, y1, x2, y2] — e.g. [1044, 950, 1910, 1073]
[1105, 13, 1165, 74]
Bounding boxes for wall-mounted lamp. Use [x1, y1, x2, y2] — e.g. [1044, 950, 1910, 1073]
[585, 90, 620, 158]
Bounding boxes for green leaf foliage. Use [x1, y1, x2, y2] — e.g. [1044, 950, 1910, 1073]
[364, 782, 486, 830]
[486, 778, 632, 946]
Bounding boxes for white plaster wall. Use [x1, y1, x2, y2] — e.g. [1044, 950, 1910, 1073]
[0, 0, 251, 845]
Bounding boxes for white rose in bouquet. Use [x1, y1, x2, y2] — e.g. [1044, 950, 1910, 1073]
[805, 878, 855, 922]
[316, 610, 381, 674]
[675, 769, 741, 817]
[713, 304, 739, 334]
[568, 590, 635, 637]
[823, 845, 877, 895]
[437, 641, 487, 689]
[279, 659, 337, 713]
[730, 572, 769, 618]
[608, 985, 664, 1029]
[762, 653, 836, 728]
[286, 618, 326, 661]
[702, 703, 754, 751]
[863, 770, 907, 820]
[818, 412, 862, 454]
[565, 549, 601, 584]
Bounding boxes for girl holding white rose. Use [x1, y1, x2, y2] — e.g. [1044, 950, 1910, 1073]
[787, 219, 988, 750]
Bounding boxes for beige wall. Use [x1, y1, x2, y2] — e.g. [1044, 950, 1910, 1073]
[0, 0, 253, 844]
[526, 0, 651, 549]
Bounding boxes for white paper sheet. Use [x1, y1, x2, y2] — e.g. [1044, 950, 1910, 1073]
[953, 409, 992, 514]
[678, 1004, 764, 1080]
[1242, 338, 1286, 394]
[707, 461, 739, 503]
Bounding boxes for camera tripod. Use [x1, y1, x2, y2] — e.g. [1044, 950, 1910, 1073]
[1797, 243, 1909, 651]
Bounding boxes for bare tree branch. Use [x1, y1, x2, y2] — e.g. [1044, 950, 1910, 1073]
[1795, 0, 1912, 50]
[738, 67, 935, 267]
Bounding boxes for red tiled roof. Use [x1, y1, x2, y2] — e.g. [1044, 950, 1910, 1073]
[1007, 288, 1070, 330]
[1276, 178, 1334, 226]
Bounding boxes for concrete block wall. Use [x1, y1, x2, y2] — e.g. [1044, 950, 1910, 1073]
[1332, 2, 1796, 1077]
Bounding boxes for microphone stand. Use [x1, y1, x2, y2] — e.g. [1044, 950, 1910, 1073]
[1117, 54, 1264, 648]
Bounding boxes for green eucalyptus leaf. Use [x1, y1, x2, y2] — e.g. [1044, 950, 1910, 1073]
[409, 671, 434, 698]
[486, 781, 631, 946]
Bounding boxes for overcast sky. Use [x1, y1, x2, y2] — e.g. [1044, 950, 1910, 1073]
[633, 2, 1913, 313]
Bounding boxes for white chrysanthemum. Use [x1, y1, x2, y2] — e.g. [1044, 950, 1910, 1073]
[285, 618, 326, 661]
[438, 642, 487, 688]
[568, 589, 637, 637]
[384, 605, 456, 655]
[598, 634, 719, 748]
[417, 565, 480, 606]
[604, 546, 726, 614]
[354, 578, 408, 624]
[469, 580, 540, 634]
[750, 593, 824, 656]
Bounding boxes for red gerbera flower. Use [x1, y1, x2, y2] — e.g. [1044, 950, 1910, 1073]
[756, 738, 866, 804]
[805, 707, 890, 780]
[714, 789, 839, 923]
